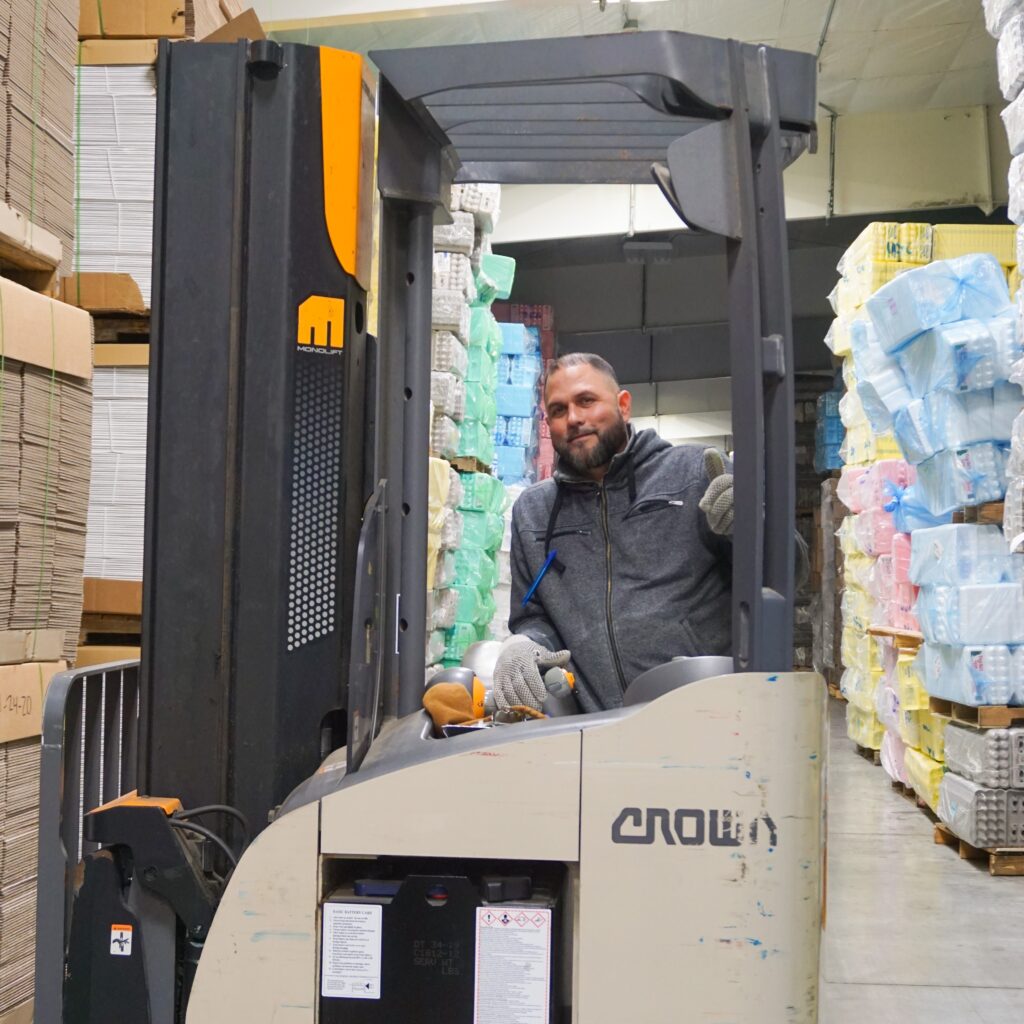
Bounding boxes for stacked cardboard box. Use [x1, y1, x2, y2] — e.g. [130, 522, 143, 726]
[0, 0, 78, 275]
[0, 278, 92, 661]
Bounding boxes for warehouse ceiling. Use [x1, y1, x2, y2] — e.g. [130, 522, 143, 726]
[259, 0, 999, 115]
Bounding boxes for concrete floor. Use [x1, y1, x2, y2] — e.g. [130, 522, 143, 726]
[820, 698, 1024, 1024]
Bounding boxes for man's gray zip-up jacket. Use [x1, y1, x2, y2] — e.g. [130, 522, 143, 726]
[508, 427, 731, 712]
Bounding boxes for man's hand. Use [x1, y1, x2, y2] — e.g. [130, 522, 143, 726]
[699, 448, 734, 536]
[492, 635, 572, 712]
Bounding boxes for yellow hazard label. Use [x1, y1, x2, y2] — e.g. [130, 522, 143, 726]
[297, 295, 345, 351]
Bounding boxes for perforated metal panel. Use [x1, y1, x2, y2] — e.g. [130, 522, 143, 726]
[288, 355, 343, 651]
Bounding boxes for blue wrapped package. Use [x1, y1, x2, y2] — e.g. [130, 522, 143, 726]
[894, 390, 1004, 463]
[494, 415, 536, 448]
[916, 583, 1024, 645]
[915, 442, 1008, 514]
[498, 352, 543, 387]
[848, 318, 913, 428]
[498, 322, 538, 355]
[866, 254, 1012, 354]
[883, 481, 954, 533]
[909, 524, 1014, 586]
[922, 643, 1018, 706]
[496, 384, 536, 417]
[494, 445, 529, 483]
[897, 313, 1021, 397]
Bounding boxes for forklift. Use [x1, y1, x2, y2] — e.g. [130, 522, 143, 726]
[36, 30, 826, 1024]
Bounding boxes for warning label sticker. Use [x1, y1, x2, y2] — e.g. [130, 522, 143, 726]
[110, 923, 133, 957]
[321, 903, 382, 1000]
[473, 906, 552, 1024]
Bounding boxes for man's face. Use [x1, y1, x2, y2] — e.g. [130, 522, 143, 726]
[544, 363, 632, 479]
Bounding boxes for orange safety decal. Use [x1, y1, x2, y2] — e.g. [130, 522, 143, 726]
[297, 295, 346, 351]
[319, 48, 370, 286]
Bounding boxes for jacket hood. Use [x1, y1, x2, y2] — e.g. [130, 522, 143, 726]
[553, 425, 672, 487]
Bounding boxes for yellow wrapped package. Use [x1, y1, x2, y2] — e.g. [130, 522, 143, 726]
[897, 222, 933, 264]
[1009, 264, 1021, 297]
[919, 709, 950, 763]
[931, 224, 1016, 266]
[904, 746, 945, 810]
[838, 388, 868, 430]
[841, 424, 902, 466]
[846, 702, 885, 749]
[824, 317, 852, 357]
[837, 517, 866, 558]
[896, 652, 928, 711]
[874, 431, 903, 459]
[838, 222, 901, 271]
[844, 552, 876, 593]
[426, 457, 451, 589]
[841, 588, 875, 633]
[836, 259, 906, 314]
[898, 707, 922, 750]
[841, 624, 870, 671]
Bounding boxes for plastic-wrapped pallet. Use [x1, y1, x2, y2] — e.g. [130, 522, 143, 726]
[846, 701, 884, 750]
[987, 0, 1024, 37]
[432, 330, 469, 379]
[433, 251, 477, 302]
[905, 746, 946, 810]
[922, 643, 1019, 705]
[432, 289, 471, 344]
[865, 255, 1011, 355]
[938, 772, 1024, 846]
[909, 524, 1014, 586]
[915, 443, 1008, 514]
[1000, 13, 1024, 102]
[931, 225, 1017, 266]
[431, 371, 465, 422]
[945, 723, 1024, 787]
[432, 210, 475, 255]
[452, 182, 501, 233]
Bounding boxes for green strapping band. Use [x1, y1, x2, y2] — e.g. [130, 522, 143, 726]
[96, 0, 106, 38]
[29, 0, 44, 233]
[32, 303, 58, 633]
[75, 42, 83, 306]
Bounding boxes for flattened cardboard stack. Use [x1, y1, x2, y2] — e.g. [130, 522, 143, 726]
[0, 738, 41, 1015]
[1, 0, 78, 273]
[75, 62, 156, 306]
[84, 366, 147, 579]
[0, 277, 92, 661]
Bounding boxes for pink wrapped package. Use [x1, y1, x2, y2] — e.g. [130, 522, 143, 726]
[881, 728, 910, 785]
[853, 508, 897, 556]
[868, 554, 895, 601]
[891, 532, 912, 584]
[862, 459, 916, 511]
[837, 466, 869, 513]
[892, 582, 920, 632]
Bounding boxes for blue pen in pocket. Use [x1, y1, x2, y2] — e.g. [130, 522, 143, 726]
[522, 549, 557, 607]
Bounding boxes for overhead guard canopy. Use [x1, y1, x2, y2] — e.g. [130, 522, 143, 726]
[370, 32, 816, 184]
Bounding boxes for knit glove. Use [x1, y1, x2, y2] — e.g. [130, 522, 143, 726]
[492, 635, 572, 712]
[698, 448, 734, 536]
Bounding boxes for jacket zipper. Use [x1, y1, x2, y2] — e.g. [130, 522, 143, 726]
[600, 485, 628, 691]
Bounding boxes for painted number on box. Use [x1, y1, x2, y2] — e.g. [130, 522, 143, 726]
[110, 923, 133, 956]
[474, 907, 551, 1024]
[321, 903, 382, 999]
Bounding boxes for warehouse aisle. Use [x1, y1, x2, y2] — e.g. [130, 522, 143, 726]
[820, 698, 1024, 1023]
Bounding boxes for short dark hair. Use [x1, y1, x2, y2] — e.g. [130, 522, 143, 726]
[544, 352, 620, 396]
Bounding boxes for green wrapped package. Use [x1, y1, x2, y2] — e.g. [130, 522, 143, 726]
[466, 345, 495, 384]
[469, 305, 496, 349]
[463, 382, 497, 428]
[457, 419, 495, 467]
[460, 509, 504, 551]
[475, 253, 516, 304]
[453, 546, 498, 590]
[451, 584, 486, 626]
[444, 621, 484, 662]
[458, 471, 507, 514]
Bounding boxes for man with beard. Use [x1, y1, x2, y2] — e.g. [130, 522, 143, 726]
[491, 352, 736, 713]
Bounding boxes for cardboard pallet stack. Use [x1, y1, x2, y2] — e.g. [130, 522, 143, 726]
[0, 280, 91, 1022]
[0, 0, 78, 278]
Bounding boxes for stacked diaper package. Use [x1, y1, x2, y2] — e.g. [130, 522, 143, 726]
[493, 322, 543, 486]
[825, 221, 1024, 804]
[426, 184, 517, 673]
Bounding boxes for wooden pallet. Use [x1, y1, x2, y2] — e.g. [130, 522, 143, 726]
[92, 314, 151, 344]
[826, 682, 847, 703]
[80, 612, 141, 645]
[854, 743, 881, 766]
[867, 625, 924, 652]
[934, 821, 1024, 876]
[928, 697, 1024, 729]
[953, 501, 1004, 526]
[450, 456, 492, 475]
[0, 201, 61, 294]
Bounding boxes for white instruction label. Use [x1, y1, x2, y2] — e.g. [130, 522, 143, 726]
[110, 923, 133, 956]
[473, 906, 552, 1024]
[321, 903, 382, 1000]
